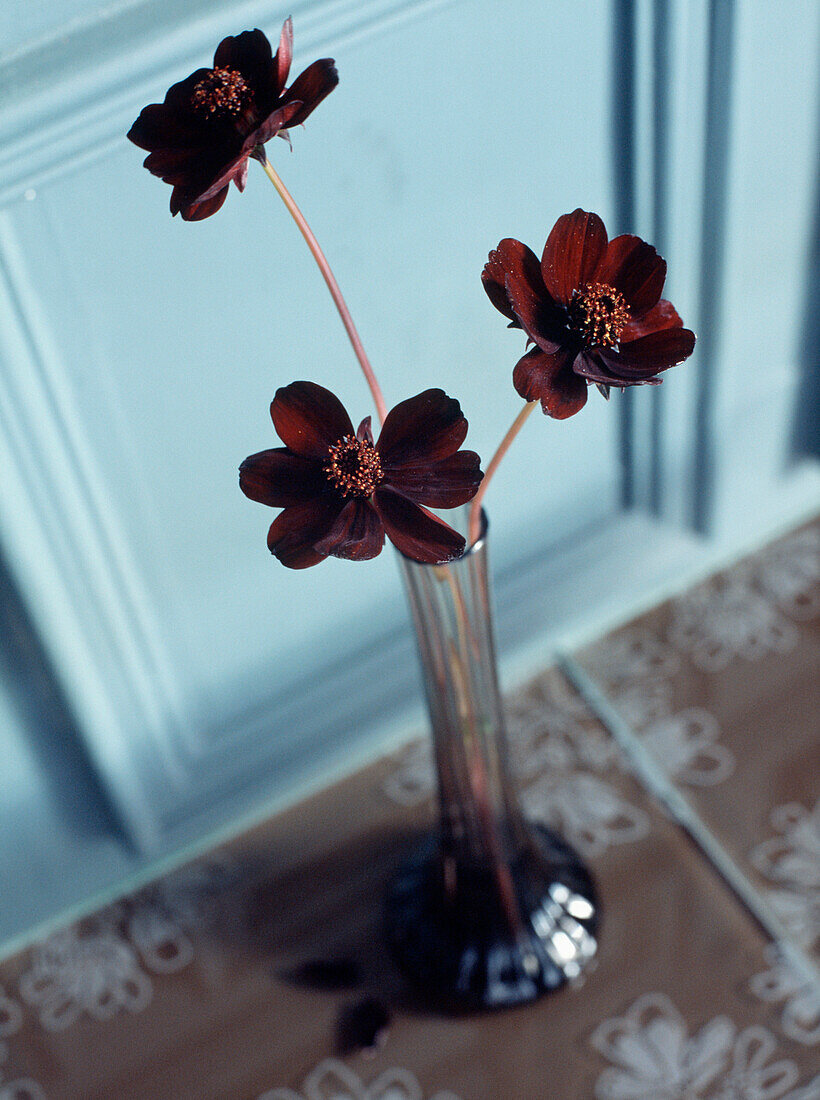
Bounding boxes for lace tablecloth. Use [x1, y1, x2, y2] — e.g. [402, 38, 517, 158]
[0, 522, 817, 1099]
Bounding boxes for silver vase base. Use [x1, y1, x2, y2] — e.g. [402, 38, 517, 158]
[384, 824, 600, 1011]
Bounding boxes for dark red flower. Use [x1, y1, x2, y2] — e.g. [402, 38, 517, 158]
[127, 21, 338, 220]
[239, 382, 483, 568]
[482, 209, 696, 419]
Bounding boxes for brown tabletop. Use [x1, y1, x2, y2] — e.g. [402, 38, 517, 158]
[0, 521, 817, 1099]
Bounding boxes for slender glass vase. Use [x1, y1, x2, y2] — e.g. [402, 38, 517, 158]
[385, 509, 599, 1010]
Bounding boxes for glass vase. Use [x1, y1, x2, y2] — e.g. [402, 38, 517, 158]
[384, 509, 599, 1010]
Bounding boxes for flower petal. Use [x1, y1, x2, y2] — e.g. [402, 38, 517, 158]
[247, 99, 305, 146]
[596, 234, 666, 315]
[573, 351, 660, 387]
[377, 390, 468, 466]
[495, 239, 565, 354]
[383, 451, 483, 508]
[144, 146, 201, 184]
[374, 489, 465, 563]
[313, 499, 384, 560]
[271, 381, 354, 459]
[541, 209, 608, 306]
[127, 98, 206, 153]
[356, 417, 374, 444]
[620, 298, 684, 342]
[177, 185, 230, 220]
[482, 248, 520, 325]
[214, 29, 274, 94]
[283, 59, 339, 128]
[512, 346, 587, 419]
[239, 448, 325, 506]
[266, 496, 344, 569]
[603, 326, 696, 377]
[233, 158, 249, 192]
[275, 18, 294, 92]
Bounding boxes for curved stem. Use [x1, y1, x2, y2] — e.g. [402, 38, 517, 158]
[257, 153, 388, 424]
[468, 401, 538, 544]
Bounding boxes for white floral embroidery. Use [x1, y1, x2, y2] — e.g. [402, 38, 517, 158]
[590, 993, 806, 1100]
[639, 709, 735, 787]
[0, 990, 22, 1040]
[519, 770, 649, 858]
[259, 1057, 462, 1100]
[584, 629, 680, 688]
[126, 856, 237, 973]
[0, 1044, 46, 1100]
[591, 993, 735, 1099]
[581, 629, 736, 790]
[506, 685, 620, 776]
[668, 569, 798, 672]
[0, 993, 47, 1098]
[19, 857, 234, 1030]
[750, 802, 820, 951]
[781, 1075, 820, 1100]
[752, 528, 820, 622]
[750, 946, 820, 1048]
[126, 902, 194, 975]
[382, 677, 649, 857]
[710, 1026, 799, 1099]
[609, 678, 673, 729]
[19, 922, 153, 1031]
[382, 738, 435, 807]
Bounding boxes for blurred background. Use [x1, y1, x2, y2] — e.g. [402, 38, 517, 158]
[0, 0, 817, 950]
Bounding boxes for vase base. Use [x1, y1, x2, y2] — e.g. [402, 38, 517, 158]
[384, 824, 599, 1011]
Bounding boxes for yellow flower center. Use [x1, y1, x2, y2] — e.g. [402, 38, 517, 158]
[191, 67, 252, 116]
[568, 282, 631, 348]
[324, 436, 384, 498]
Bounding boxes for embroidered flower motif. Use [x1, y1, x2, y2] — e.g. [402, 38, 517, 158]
[382, 737, 435, 806]
[0, 990, 22, 1040]
[0, 1045, 46, 1100]
[505, 678, 619, 777]
[128, 21, 338, 219]
[581, 629, 735, 790]
[126, 855, 238, 972]
[711, 1027, 799, 1100]
[520, 770, 650, 858]
[750, 802, 820, 951]
[640, 709, 735, 787]
[668, 570, 798, 672]
[751, 527, 820, 621]
[19, 922, 153, 1030]
[259, 1057, 462, 1100]
[591, 993, 815, 1100]
[585, 628, 680, 691]
[610, 680, 673, 728]
[583, 628, 678, 728]
[18, 858, 231, 1031]
[591, 993, 735, 1099]
[240, 383, 483, 567]
[126, 900, 194, 975]
[750, 946, 820, 1048]
[781, 1076, 820, 1100]
[482, 209, 695, 418]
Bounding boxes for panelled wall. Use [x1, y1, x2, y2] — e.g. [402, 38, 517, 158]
[0, 0, 817, 930]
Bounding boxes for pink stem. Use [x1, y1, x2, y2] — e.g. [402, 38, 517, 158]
[258, 153, 388, 425]
[468, 401, 538, 544]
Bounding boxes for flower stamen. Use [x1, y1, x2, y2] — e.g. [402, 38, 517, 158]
[191, 67, 252, 116]
[324, 436, 384, 498]
[568, 282, 630, 348]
